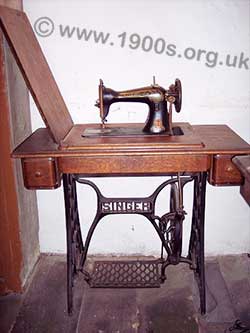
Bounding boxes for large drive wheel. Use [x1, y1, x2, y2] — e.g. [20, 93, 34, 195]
[169, 183, 183, 257]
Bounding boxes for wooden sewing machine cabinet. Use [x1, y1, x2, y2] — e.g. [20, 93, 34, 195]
[1, 6, 249, 316]
[14, 123, 246, 188]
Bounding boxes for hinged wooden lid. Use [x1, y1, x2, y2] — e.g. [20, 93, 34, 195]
[0, 5, 73, 143]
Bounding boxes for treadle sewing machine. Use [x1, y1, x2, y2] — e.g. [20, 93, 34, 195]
[1, 6, 250, 316]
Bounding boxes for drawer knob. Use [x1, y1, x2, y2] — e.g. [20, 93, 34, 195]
[35, 171, 42, 177]
[226, 165, 233, 172]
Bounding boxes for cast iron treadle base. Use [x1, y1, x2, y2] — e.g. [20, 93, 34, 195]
[89, 260, 161, 288]
[63, 173, 207, 314]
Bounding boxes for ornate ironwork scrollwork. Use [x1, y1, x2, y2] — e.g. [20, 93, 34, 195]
[63, 172, 207, 315]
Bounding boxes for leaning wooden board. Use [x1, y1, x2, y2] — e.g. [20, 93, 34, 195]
[0, 5, 73, 143]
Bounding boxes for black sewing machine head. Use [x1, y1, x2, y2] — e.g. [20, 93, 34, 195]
[95, 77, 182, 135]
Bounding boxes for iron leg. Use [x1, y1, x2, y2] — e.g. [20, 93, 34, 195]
[63, 174, 74, 314]
[189, 172, 207, 315]
[63, 174, 84, 315]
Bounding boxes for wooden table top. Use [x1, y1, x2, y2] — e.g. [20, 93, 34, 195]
[12, 123, 250, 158]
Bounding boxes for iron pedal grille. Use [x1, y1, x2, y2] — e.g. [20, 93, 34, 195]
[90, 260, 161, 288]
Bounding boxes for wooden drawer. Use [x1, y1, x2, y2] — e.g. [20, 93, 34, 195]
[22, 158, 61, 189]
[209, 154, 243, 186]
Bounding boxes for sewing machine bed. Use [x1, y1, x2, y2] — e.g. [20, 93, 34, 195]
[60, 122, 204, 150]
[82, 124, 183, 138]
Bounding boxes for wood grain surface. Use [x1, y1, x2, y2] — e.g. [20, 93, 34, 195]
[12, 123, 250, 158]
[0, 5, 73, 143]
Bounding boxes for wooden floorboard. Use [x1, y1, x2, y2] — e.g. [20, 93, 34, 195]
[1, 254, 250, 333]
[136, 264, 198, 333]
[218, 255, 250, 325]
[77, 288, 138, 333]
[11, 255, 85, 333]
[0, 293, 23, 333]
[77, 263, 198, 333]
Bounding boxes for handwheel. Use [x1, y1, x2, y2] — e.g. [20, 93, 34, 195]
[166, 79, 182, 113]
[174, 79, 182, 113]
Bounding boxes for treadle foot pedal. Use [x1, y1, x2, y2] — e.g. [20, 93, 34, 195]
[90, 260, 161, 288]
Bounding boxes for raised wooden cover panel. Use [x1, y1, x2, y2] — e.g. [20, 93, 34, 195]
[0, 6, 73, 143]
[59, 123, 205, 151]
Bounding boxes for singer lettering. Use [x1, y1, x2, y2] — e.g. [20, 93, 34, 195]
[101, 200, 152, 213]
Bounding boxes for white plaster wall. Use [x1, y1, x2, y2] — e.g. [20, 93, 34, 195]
[23, 0, 250, 256]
